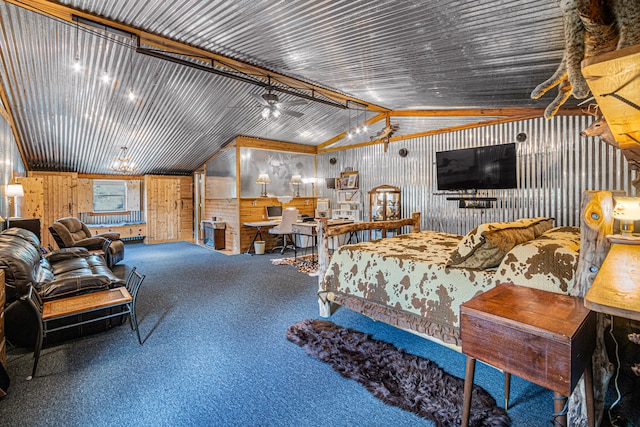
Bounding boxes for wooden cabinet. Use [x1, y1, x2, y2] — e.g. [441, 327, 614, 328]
[369, 185, 401, 221]
[88, 224, 147, 240]
[145, 175, 193, 244]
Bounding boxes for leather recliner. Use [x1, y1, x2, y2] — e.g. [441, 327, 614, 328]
[49, 217, 125, 268]
[0, 227, 126, 346]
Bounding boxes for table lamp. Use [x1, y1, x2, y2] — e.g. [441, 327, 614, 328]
[612, 196, 640, 240]
[255, 174, 271, 197]
[290, 175, 303, 197]
[4, 183, 24, 218]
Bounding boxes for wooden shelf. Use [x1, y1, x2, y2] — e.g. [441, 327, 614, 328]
[585, 243, 640, 321]
[581, 43, 640, 147]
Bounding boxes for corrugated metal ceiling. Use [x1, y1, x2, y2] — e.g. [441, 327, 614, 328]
[0, 0, 571, 175]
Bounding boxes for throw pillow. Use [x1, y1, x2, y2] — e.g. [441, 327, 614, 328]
[446, 217, 554, 269]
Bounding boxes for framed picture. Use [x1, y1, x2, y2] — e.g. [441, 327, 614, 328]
[341, 171, 359, 189]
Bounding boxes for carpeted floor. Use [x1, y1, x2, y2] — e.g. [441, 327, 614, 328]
[0, 241, 589, 426]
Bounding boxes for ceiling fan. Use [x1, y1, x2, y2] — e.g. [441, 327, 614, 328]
[251, 89, 307, 120]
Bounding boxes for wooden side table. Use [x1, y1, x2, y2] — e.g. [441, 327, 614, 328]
[460, 283, 596, 427]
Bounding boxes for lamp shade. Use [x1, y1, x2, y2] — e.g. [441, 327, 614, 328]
[613, 197, 640, 220]
[255, 173, 271, 184]
[290, 175, 303, 185]
[4, 184, 24, 197]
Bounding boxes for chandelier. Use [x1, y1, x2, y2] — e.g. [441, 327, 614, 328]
[110, 146, 137, 173]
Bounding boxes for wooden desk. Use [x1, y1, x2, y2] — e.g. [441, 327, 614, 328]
[460, 284, 596, 427]
[585, 243, 640, 321]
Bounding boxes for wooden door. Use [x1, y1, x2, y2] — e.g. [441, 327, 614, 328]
[145, 176, 180, 244]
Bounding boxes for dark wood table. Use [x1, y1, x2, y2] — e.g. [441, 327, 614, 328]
[460, 283, 596, 427]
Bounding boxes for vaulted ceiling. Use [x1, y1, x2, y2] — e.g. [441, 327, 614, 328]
[0, 0, 581, 175]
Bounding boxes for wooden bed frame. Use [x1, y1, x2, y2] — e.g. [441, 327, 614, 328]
[314, 192, 619, 425]
[316, 212, 421, 318]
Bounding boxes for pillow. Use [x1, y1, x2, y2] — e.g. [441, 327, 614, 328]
[494, 226, 580, 294]
[446, 217, 554, 269]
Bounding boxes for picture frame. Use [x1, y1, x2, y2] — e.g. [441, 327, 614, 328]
[341, 171, 359, 189]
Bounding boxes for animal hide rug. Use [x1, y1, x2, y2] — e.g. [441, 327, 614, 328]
[286, 319, 511, 427]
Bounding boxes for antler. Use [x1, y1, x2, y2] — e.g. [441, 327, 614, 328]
[582, 103, 601, 118]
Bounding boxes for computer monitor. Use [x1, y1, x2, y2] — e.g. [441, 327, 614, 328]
[265, 205, 283, 220]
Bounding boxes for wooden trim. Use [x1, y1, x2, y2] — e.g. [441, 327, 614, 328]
[318, 115, 537, 154]
[388, 107, 587, 117]
[79, 173, 144, 180]
[318, 113, 386, 149]
[4, 0, 389, 114]
[236, 136, 316, 154]
[89, 211, 131, 216]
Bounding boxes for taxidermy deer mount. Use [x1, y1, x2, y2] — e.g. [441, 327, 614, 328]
[581, 105, 640, 188]
[370, 123, 399, 152]
[531, 0, 640, 118]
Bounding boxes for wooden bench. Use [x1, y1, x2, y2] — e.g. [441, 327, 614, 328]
[25, 268, 145, 380]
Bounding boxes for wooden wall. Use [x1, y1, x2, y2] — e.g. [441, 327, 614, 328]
[204, 198, 239, 252]
[238, 197, 315, 254]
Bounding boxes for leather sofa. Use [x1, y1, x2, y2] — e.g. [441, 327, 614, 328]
[0, 227, 126, 346]
[49, 217, 125, 268]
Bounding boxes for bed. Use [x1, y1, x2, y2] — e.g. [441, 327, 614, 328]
[317, 214, 582, 351]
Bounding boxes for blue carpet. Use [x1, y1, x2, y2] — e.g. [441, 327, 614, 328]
[1, 242, 554, 426]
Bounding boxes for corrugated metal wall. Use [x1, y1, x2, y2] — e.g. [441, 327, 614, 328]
[317, 116, 635, 235]
[0, 116, 26, 218]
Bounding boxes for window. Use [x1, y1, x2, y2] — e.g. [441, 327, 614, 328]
[93, 180, 127, 212]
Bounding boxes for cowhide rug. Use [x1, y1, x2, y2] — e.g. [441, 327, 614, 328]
[286, 319, 510, 427]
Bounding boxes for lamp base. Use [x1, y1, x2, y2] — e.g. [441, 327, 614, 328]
[606, 234, 640, 245]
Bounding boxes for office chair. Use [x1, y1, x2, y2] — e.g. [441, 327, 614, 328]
[269, 208, 298, 255]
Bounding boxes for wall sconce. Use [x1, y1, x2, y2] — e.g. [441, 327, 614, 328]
[612, 196, 640, 240]
[255, 173, 271, 197]
[4, 183, 24, 218]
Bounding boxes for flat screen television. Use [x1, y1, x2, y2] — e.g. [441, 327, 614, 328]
[436, 143, 517, 191]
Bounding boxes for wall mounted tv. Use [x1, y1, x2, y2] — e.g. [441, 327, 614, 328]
[436, 143, 517, 191]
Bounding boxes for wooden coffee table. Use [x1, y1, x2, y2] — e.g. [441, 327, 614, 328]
[460, 283, 596, 427]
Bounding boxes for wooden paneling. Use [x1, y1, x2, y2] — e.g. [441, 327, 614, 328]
[145, 176, 180, 244]
[126, 180, 142, 211]
[27, 172, 78, 249]
[77, 178, 93, 213]
[16, 176, 43, 219]
[179, 176, 193, 241]
[204, 198, 239, 252]
[238, 197, 316, 254]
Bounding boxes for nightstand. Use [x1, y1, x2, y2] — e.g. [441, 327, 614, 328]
[460, 283, 596, 427]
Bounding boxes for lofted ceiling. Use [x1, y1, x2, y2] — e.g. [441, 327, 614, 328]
[0, 0, 581, 175]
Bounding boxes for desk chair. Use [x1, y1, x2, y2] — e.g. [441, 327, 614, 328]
[269, 208, 298, 255]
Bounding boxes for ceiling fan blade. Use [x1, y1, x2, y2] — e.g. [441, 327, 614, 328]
[280, 109, 304, 118]
[250, 92, 270, 107]
[277, 99, 307, 108]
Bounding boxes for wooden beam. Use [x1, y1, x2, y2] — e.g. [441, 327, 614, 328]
[389, 107, 587, 117]
[4, 0, 389, 113]
[317, 113, 386, 149]
[318, 115, 538, 153]
[78, 173, 144, 180]
[236, 136, 316, 154]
